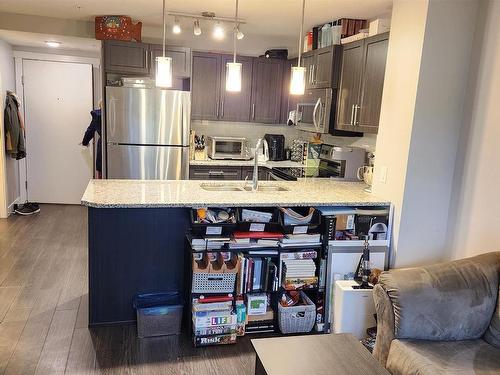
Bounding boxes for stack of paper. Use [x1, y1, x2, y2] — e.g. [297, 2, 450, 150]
[279, 233, 321, 247]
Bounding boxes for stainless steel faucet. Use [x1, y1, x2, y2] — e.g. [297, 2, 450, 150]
[252, 138, 262, 191]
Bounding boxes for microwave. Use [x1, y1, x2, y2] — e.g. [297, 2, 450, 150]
[206, 136, 249, 160]
[296, 89, 333, 133]
[294, 89, 362, 136]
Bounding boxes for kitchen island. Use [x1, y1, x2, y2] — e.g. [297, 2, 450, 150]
[82, 179, 390, 326]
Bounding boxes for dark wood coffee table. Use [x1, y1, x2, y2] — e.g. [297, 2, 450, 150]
[251, 333, 389, 375]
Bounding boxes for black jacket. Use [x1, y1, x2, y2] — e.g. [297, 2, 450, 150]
[82, 109, 102, 172]
[4, 91, 26, 160]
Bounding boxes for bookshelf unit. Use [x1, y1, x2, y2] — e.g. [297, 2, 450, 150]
[186, 204, 392, 347]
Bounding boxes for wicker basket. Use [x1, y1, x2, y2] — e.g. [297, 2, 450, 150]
[278, 292, 316, 334]
[192, 272, 236, 294]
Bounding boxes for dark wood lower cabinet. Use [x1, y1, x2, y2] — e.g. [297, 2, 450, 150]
[189, 166, 241, 180]
[189, 166, 269, 181]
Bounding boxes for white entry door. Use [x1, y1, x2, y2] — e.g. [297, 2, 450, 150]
[22, 59, 93, 204]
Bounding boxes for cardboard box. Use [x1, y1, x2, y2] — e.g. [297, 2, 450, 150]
[336, 214, 355, 231]
[369, 18, 391, 36]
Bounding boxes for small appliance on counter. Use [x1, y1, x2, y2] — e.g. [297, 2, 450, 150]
[206, 136, 249, 160]
[318, 144, 366, 180]
[264, 134, 285, 161]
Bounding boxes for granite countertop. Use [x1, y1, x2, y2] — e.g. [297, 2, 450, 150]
[189, 159, 306, 169]
[81, 179, 390, 208]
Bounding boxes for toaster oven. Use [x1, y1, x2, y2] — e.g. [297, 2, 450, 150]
[206, 136, 249, 160]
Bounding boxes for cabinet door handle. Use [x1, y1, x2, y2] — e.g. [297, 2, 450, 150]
[354, 105, 360, 126]
[216, 100, 219, 118]
[350, 104, 355, 126]
[208, 170, 224, 176]
[311, 64, 316, 84]
[145, 49, 149, 70]
[309, 66, 313, 84]
[252, 104, 256, 120]
[221, 101, 224, 118]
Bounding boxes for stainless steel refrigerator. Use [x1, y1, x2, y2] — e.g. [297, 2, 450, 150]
[106, 86, 190, 179]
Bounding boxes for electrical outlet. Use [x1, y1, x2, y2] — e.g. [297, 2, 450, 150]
[380, 166, 388, 183]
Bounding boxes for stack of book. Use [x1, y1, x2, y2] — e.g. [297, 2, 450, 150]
[229, 231, 283, 249]
[279, 233, 321, 247]
[281, 251, 318, 290]
[237, 256, 279, 295]
[192, 295, 237, 347]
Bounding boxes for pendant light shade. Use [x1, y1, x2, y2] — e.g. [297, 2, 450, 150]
[156, 0, 173, 88]
[290, 66, 306, 95]
[290, 0, 306, 95]
[226, 62, 242, 92]
[225, 0, 242, 92]
[156, 56, 173, 88]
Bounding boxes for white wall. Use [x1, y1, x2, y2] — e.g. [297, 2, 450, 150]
[0, 38, 19, 217]
[371, 0, 429, 267]
[446, 0, 500, 260]
[373, 0, 478, 268]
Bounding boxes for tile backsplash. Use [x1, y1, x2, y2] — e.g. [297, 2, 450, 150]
[191, 120, 377, 153]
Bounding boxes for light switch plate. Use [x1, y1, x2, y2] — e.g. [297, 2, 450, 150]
[380, 166, 388, 183]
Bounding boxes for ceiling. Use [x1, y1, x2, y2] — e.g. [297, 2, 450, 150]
[0, 30, 101, 52]
[0, 0, 393, 38]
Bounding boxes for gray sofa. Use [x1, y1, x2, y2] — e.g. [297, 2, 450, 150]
[373, 252, 500, 375]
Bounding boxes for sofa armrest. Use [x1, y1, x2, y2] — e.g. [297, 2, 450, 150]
[373, 283, 395, 367]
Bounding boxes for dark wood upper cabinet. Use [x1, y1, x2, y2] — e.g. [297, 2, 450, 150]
[191, 52, 221, 121]
[303, 45, 341, 90]
[302, 54, 316, 90]
[220, 55, 254, 122]
[357, 34, 389, 133]
[336, 40, 364, 129]
[104, 40, 150, 74]
[335, 33, 389, 134]
[281, 59, 296, 124]
[151, 45, 191, 78]
[250, 58, 284, 124]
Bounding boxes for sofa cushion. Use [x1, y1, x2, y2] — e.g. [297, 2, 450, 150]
[386, 338, 500, 375]
[379, 252, 500, 340]
[483, 287, 500, 348]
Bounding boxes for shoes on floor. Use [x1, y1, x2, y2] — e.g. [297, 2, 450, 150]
[14, 202, 41, 216]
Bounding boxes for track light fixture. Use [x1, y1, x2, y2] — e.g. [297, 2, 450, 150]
[213, 22, 225, 40]
[168, 11, 245, 41]
[236, 25, 244, 40]
[172, 17, 181, 34]
[193, 19, 202, 36]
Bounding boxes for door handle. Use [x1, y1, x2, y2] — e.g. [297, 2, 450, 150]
[145, 49, 149, 70]
[313, 98, 321, 130]
[311, 64, 316, 84]
[221, 101, 224, 118]
[216, 100, 219, 118]
[350, 104, 355, 126]
[252, 104, 256, 120]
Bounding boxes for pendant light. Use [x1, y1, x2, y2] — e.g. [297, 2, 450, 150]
[226, 0, 242, 92]
[156, 0, 173, 88]
[290, 0, 306, 95]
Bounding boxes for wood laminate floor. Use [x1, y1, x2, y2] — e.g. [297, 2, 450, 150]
[0, 204, 255, 375]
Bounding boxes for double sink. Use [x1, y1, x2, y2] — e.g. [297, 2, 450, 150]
[200, 183, 289, 192]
